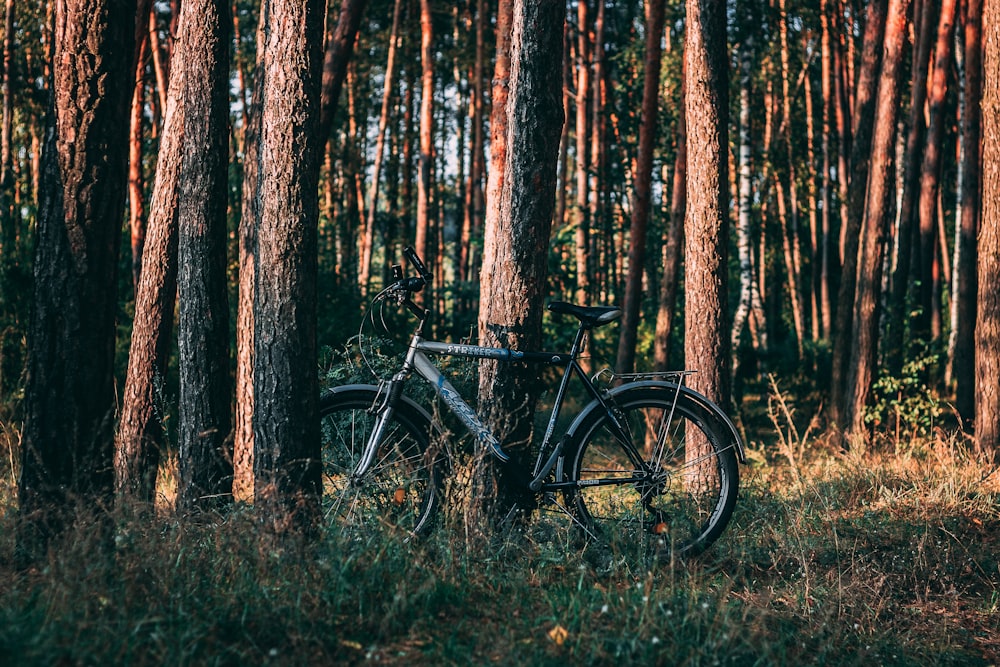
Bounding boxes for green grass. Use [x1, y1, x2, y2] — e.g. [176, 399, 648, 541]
[1, 427, 998, 665]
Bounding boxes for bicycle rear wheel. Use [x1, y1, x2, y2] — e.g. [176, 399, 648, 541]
[565, 386, 739, 557]
[319, 386, 444, 540]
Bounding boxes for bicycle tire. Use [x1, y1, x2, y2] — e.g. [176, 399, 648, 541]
[319, 386, 445, 540]
[564, 385, 739, 556]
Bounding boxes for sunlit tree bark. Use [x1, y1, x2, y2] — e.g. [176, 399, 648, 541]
[684, 0, 730, 407]
[976, 0, 1000, 457]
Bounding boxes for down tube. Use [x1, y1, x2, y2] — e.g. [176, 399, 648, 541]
[411, 352, 511, 462]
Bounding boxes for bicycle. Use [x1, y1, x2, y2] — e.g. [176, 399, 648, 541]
[320, 247, 746, 556]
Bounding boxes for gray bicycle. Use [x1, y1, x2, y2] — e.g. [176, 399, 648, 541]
[321, 247, 746, 556]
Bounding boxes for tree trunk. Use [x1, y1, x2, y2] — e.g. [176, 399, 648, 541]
[20, 0, 136, 555]
[116, 27, 186, 504]
[616, 0, 665, 374]
[175, 0, 233, 512]
[318, 0, 368, 143]
[358, 0, 402, 294]
[573, 0, 590, 304]
[247, 0, 325, 532]
[842, 0, 911, 440]
[830, 0, 887, 427]
[731, 27, 767, 389]
[684, 0, 730, 408]
[952, 0, 982, 426]
[977, 0, 1000, 457]
[885, 0, 935, 372]
[915, 0, 957, 346]
[415, 0, 434, 270]
[653, 68, 686, 373]
[128, 33, 148, 291]
[473, 0, 564, 534]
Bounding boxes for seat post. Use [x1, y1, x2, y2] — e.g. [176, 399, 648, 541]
[568, 324, 589, 360]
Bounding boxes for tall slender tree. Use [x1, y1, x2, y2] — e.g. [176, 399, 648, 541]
[617, 0, 666, 374]
[830, 0, 887, 427]
[953, 0, 982, 426]
[20, 0, 136, 553]
[842, 0, 912, 439]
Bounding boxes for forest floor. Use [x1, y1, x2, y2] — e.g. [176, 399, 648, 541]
[1, 415, 998, 665]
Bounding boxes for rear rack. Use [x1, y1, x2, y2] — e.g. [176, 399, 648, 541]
[592, 368, 697, 385]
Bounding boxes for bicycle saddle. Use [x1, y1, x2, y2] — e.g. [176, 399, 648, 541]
[547, 301, 622, 329]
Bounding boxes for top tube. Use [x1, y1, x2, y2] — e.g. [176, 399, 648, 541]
[417, 340, 573, 366]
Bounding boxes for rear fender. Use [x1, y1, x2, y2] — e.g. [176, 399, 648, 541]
[564, 380, 746, 464]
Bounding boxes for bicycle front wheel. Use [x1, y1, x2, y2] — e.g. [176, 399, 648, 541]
[319, 387, 444, 540]
[565, 386, 739, 557]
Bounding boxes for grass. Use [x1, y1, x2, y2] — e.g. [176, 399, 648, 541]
[1, 420, 999, 665]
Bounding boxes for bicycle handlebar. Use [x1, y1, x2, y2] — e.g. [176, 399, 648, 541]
[403, 246, 432, 283]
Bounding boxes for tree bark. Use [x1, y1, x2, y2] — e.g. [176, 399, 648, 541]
[175, 0, 233, 512]
[952, 0, 982, 426]
[415, 0, 434, 269]
[653, 68, 686, 373]
[830, 0, 887, 427]
[473, 0, 564, 533]
[20, 0, 136, 554]
[842, 0, 911, 440]
[885, 0, 935, 372]
[358, 0, 402, 294]
[247, 0, 325, 532]
[977, 0, 1000, 457]
[573, 0, 591, 305]
[116, 22, 186, 504]
[617, 0, 665, 374]
[915, 0, 957, 345]
[317, 0, 368, 143]
[684, 0, 730, 409]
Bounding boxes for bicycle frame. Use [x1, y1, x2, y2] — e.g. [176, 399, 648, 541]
[355, 322, 643, 493]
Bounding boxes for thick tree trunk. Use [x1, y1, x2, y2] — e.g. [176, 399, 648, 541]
[684, 0, 730, 409]
[977, 0, 1000, 457]
[247, 0, 325, 531]
[473, 0, 564, 534]
[617, 0, 665, 374]
[20, 0, 136, 554]
[175, 0, 233, 512]
[842, 0, 911, 440]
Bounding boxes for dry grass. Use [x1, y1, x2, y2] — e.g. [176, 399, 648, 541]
[0, 406, 998, 665]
